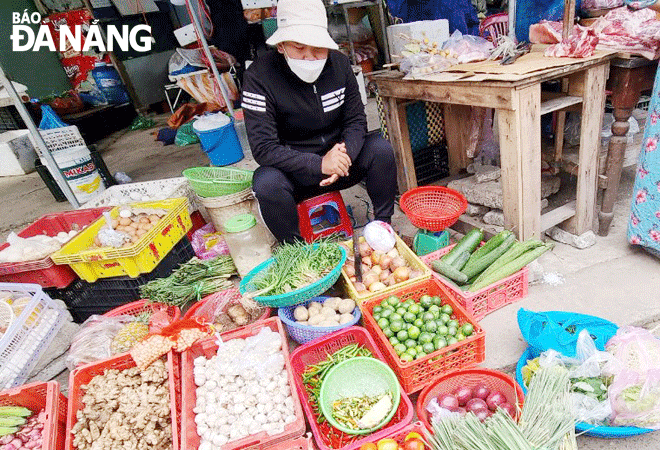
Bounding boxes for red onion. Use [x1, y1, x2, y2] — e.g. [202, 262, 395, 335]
[486, 391, 508, 411]
[453, 386, 473, 406]
[466, 397, 488, 413]
[498, 402, 516, 418]
[457, 407, 467, 417]
[473, 384, 491, 400]
[437, 393, 459, 411]
[474, 408, 491, 422]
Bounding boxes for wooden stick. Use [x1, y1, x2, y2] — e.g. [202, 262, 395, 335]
[562, 0, 577, 40]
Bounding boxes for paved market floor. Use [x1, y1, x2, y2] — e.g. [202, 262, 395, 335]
[0, 104, 658, 448]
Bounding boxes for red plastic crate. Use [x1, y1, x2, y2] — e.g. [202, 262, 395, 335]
[169, 351, 182, 450]
[180, 317, 306, 450]
[0, 381, 67, 450]
[416, 368, 525, 431]
[103, 299, 182, 323]
[268, 436, 315, 449]
[65, 352, 178, 450]
[183, 287, 271, 331]
[0, 208, 110, 288]
[289, 326, 414, 450]
[186, 210, 207, 241]
[421, 244, 528, 321]
[361, 279, 486, 394]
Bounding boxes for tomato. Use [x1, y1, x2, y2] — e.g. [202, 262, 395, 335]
[402, 438, 425, 450]
[377, 438, 399, 450]
[360, 444, 378, 450]
[405, 432, 424, 441]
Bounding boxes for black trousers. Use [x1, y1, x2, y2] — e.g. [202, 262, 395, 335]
[253, 133, 398, 243]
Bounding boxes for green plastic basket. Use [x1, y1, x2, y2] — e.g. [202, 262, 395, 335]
[182, 167, 253, 198]
[319, 357, 401, 435]
[239, 246, 347, 308]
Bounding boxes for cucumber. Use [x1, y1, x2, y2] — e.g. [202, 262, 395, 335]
[471, 239, 544, 287]
[0, 417, 26, 428]
[0, 407, 31, 417]
[0, 426, 19, 437]
[464, 230, 512, 267]
[461, 234, 516, 279]
[441, 228, 484, 265]
[450, 251, 471, 271]
[431, 259, 469, 284]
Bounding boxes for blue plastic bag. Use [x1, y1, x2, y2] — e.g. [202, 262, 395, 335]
[39, 105, 68, 129]
[517, 308, 618, 357]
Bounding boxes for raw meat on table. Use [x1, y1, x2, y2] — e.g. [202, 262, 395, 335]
[545, 28, 599, 57]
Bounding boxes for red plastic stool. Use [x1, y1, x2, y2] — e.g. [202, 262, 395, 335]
[297, 192, 353, 243]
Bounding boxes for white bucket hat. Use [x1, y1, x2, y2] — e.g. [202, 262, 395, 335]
[266, 0, 339, 50]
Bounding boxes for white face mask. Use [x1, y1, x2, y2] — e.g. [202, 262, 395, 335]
[282, 48, 327, 83]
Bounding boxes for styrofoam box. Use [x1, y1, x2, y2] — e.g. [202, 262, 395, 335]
[174, 24, 196, 47]
[387, 20, 450, 60]
[0, 130, 37, 177]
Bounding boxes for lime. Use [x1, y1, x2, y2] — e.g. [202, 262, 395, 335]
[383, 327, 394, 338]
[372, 305, 383, 315]
[447, 326, 458, 336]
[423, 342, 435, 354]
[415, 351, 427, 360]
[419, 295, 433, 309]
[419, 332, 433, 344]
[380, 299, 390, 309]
[415, 345, 424, 354]
[407, 303, 421, 315]
[407, 347, 417, 357]
[381, 308, 393, 319]
[387, 296, 400, 307]
[447, 319, 459, 329]
[437, 325, 449, 335]
[397, 329, 409, 341]
[394, 343, 407, 355]
[423, 321, 438, 333]
[428, 305, 441, 318]
[414, 318, 424, 329]
[377, 317, 389, 329]
[431, 295, 441, 305]
[462, 323, 474, 336]
[373, 313, 381, 322]
[405, 339, 417, 348]
[435, 319, 445, 329]
[403, 312, 416, 323]
[389, 336, 400, 346]
[396, 307, 407, 317]
[434, 336, 448, 350]
[422, 311, 435, 323]
[447, 337, 458, 346]
[405, 322, 412, 330]
[403, 299, 414, 308]
[390, 320, 404, 333]
[400, 352, 414, 363]
[389, 313, 403, 323]
[456, 332, 466, 341]
[440, 313, 451, 323]
[408, 325, 421, 340]
[441, 304, 453, 315]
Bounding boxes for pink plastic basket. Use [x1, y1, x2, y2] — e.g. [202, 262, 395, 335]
[289, 326, 414, 450]
[180, 317, 306, 450]
[421, 244, 528, 321]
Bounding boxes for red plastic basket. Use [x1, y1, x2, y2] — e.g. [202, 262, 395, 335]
[180, 317, 306, 450]
[102, 299, 181, 323]
[186, 210, 207, 241]
[0, 208, 110, 288]
[182, 287, 271, 331]
[399, 187, 467, 232]
[0, 381, 67, 450]
[65, 352, 178, 450]
[289, 326, 414, 450]
[360, 279, 486, 394]
[416, 368, 525, 431]
[268, 436, 315, 450]
[421, 244, 528, 321]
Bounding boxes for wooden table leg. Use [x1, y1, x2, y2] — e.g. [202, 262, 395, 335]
[598, 63, 654, 235]
[383, 97, 417, 193]
[498, 85, 542, 240]
[562, 64, 608, 235]
[442, 104, 472, 175]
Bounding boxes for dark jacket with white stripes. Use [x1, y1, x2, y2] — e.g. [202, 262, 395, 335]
[242, 49, 367, 186]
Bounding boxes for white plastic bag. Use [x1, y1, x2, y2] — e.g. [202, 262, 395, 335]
[65, 315, 134, 370]
[0, 233, 63, 263]
[193, 112, 231, 132]
[363, 221, 396, 253]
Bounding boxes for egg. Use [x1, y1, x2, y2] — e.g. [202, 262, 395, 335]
[119, 217, 132, 226]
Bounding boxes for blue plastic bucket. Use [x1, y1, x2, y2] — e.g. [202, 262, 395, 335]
[195, 119, 244, 166]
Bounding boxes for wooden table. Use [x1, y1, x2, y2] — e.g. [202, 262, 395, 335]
[373, 50, 614, 240]
[598, 56, 658, 236]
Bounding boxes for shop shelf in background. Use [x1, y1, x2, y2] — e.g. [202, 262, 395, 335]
[0, 208, 110, 288]
[289, 326, 413, 450]
[360, 279, 485, 394]
[0, 381, 68, 450]
[51, 198, 192, 281]
[0, 283, 67, 389]
[421, 244, 528, 321]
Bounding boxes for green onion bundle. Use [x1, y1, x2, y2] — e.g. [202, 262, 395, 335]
[139, 255, 236, 307]
[248, 241, 342, 297]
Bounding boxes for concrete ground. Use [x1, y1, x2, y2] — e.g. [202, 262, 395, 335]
[1, 100, 659, 447]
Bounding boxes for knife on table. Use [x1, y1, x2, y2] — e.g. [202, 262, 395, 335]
[353, 231, 362, 283]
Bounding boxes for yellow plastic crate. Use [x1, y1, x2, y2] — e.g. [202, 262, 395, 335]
[340, 234, 432, 305]
[51, 198, 192, 282]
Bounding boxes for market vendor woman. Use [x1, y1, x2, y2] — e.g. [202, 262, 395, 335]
[242, 0, 397, 243]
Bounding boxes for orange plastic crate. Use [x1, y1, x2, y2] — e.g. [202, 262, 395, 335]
[180, 317, 306, 450]
[360, 278, 486, 394]
[421, 244, 528, 321]
[0, 381, 67, 450]
[65, 352, 178, 450]
[268, 436, 315, 449]
[103, 299, 182, 323]
[416, 367, 525, 431]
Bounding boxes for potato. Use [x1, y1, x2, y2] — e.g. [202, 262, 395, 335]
[323, 297, 341, 311]
[320, 306, 336, 317]
[308, 301, 323, 310]
[308, 314, 324, 326]
[337, 298, 356, 314]
[339, 313, 354, 324]
[293, 305, 309, 322]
